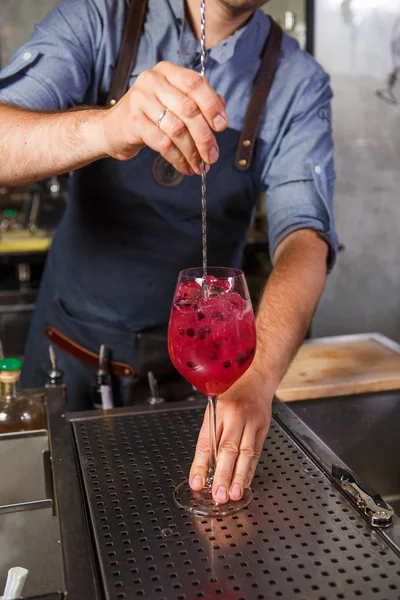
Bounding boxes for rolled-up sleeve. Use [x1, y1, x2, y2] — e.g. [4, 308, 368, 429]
[0, 0, 100, 110]
[264, 69, 338, 271]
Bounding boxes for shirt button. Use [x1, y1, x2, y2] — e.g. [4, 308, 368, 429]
[314, 165, 322, 175]
[22, 52, 32, 61]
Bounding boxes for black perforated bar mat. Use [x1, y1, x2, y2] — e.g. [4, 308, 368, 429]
[73, 408, 400, 599]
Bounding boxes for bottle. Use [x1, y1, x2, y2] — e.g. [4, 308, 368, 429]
[93, 345, 113, 410]
[45, 345, 65, 388]
[0, 358, 46, 434]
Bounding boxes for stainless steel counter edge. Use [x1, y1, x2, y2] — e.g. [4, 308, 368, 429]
[0, 499, 52, 516]
[46, 387, 103, 600]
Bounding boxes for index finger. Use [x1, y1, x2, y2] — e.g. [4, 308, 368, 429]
[153, 62, 228, 132]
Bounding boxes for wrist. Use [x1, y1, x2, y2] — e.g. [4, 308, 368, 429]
[238, 364, 277, 400]
[78, 108, 109, 161]
[249, 360, 279, 389]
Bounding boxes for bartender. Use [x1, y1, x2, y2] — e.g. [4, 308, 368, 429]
[0, 0, 337, 505]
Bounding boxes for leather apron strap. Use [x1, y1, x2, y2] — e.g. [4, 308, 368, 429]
[106, 0, 147, 106]
[106, 4, 283, 169]
[235, 18, 283, 171]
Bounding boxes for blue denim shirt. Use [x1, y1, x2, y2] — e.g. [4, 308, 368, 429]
[0, 0, 338, 334]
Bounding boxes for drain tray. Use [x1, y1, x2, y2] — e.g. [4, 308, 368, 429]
[72, 406, 400, 600]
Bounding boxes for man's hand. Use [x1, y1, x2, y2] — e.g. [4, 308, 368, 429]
[189, 372, 272, 504]
[100, 61, 228, 175]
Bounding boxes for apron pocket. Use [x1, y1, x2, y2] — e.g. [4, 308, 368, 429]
[46, 296, 138, 367]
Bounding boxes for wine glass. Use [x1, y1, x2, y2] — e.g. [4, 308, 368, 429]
[168, 267, 256, 517]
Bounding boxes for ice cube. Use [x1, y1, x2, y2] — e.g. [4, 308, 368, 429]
[205, 275, 232, 293]
[176, 281, 202, 301]
[227, 292, 246, 311]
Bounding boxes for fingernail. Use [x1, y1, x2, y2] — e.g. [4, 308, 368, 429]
[198, 163, 210, 174]
[231, 484, 242, 500]
[216, 486, 227, 502]
[213, 114, 226, 129]
[209, 146, 219, 163]
[191, 475, 203, 489]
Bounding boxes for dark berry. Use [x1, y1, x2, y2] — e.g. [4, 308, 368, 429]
[186, 328, 195, 337]
[178, 328, 185, 336]
[197, 311, 205, 320]
[237, 353, 248, 367]
[212, 342, 221, 350]
[212, 311, 224, 320]
[223, 361, 231, 369]
[186, 361, 194, 368]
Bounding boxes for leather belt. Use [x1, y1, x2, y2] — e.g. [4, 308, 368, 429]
[45, 326, 135, 378]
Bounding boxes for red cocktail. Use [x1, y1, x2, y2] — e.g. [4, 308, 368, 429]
[168, 267, 256, 517]
[169, 280, 256, 395]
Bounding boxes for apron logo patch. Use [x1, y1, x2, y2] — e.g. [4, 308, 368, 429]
[152, 154, 185, 187]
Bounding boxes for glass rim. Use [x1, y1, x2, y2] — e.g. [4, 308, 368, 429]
[178, 266, 245, 279]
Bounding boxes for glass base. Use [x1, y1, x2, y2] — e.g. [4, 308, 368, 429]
[173, 480, 253, 517]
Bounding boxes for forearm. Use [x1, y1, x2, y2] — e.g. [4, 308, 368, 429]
[0, 103, 107, 186]
[249, 228, 328, 394]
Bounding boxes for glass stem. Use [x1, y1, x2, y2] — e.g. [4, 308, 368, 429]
[206, 395, 218, 487]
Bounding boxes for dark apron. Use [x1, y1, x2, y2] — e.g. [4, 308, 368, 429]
[20, 5, 282, 411]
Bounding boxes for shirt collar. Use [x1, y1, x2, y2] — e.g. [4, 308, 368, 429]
[169, 0, 185, 23]
[168, 1, 270, 65]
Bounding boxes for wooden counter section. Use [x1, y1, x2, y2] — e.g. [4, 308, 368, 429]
[276, 333, 400, 402]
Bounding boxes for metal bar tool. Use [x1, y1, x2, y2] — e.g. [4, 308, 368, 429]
[332, 464, 394, 528]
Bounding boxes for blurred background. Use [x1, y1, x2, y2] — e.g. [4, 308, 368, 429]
[0, 0, 399, 356]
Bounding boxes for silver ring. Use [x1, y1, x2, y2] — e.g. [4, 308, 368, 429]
[156, 108, 169, 128]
